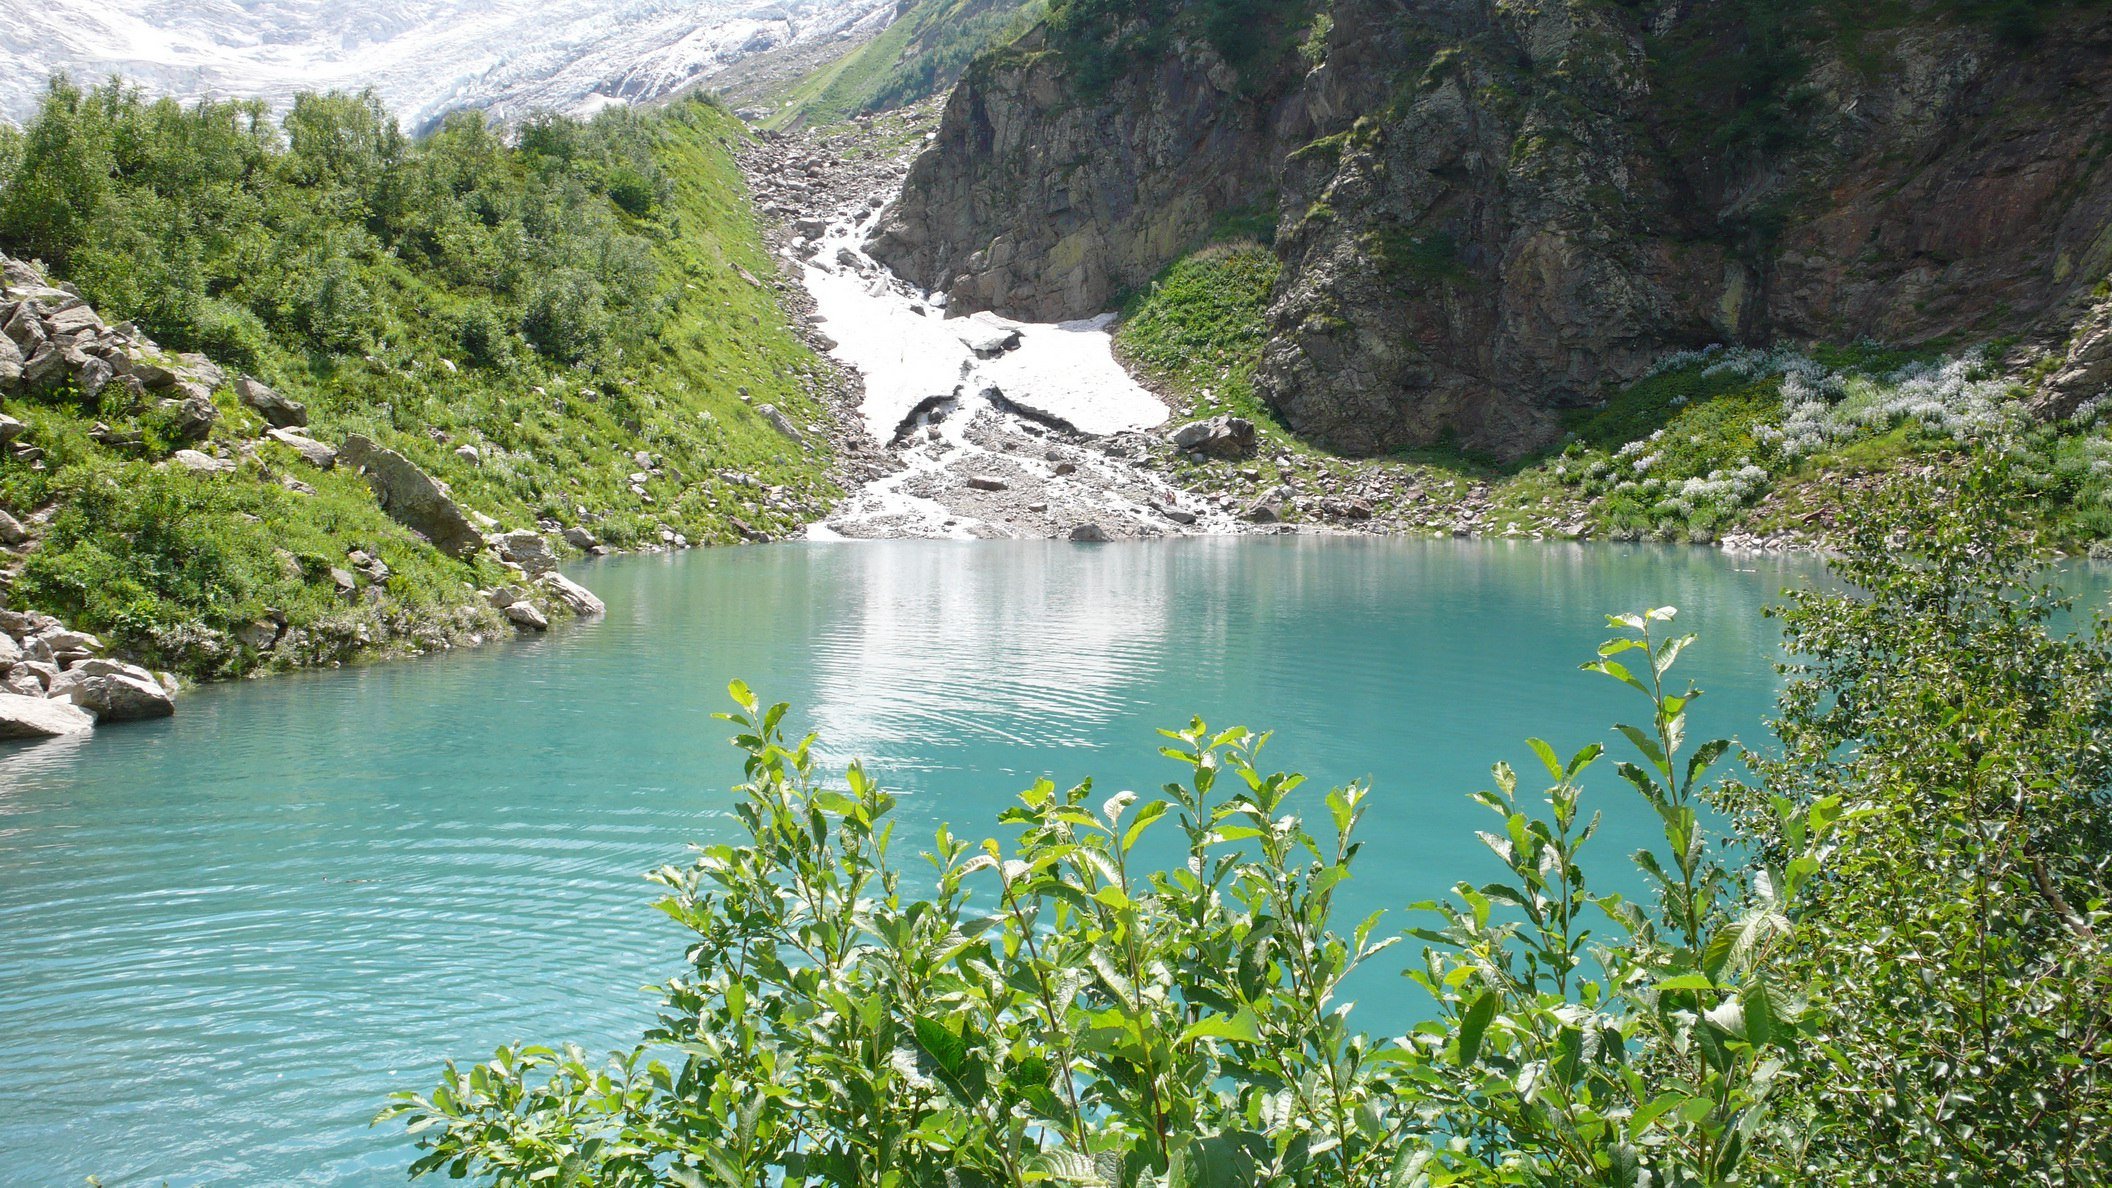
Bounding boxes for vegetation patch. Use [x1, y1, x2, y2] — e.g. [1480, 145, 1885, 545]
[0, 80, 835, 675]
[1115, 243, 1281, 431]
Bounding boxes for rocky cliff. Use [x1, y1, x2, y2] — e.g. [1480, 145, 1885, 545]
[872, 0, 2112, 457]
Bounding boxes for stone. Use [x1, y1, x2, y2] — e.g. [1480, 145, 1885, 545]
[504, 601, 550, 631]
[177, 352, 225, 390]
[562, 526, 599, 550]
[966, 475, 1009, 492]
[0, 632, 19, 669]
[265, 428, 337, 469]
[0, 691, 94, 740]
[44, 304, 104, 336]
[235, 376, 308, 428]
[1164, 507, 1198, 525]
[1069, 523, 1112, 542]
[43, 629, 101, 653]
[329, 567, 359, 597]
[339, 434, 485, 559]
[756, 403, 802, 439]
[3, 665, 45, 696]
[0, 508, 26, 545]
[1170, 415, 1258, 460]
[22, 345, 66, 389]
[494, 530, 558, 575]
[78, 356, 114, 398]
[48, 659, 174, 721]
[1244, 496, 1283, 524]
[454, 445, 481, 466]
[0, 413, 23, 444]
[158, 393, 219, 443]
[1051, 461, 1077, 476]
[172, 450, 236, 474]
[539, 572, 606, 617]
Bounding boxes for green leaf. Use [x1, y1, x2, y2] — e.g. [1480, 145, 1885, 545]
[1457, 988, 1499, 1065]
[1181, 1009, 1262, 1046]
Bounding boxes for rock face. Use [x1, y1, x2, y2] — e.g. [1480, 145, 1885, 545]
[0, 692, 95, 740]
[874, 2, 2112, 457]
[339, 434, 485, 559]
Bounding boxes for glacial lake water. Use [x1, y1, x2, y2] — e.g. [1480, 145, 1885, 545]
[3, 537, 1846, 1184]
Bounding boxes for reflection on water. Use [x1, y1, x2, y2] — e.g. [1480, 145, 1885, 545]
[3, 538, 1846, 1185]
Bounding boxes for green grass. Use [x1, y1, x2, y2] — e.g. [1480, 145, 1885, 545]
[1115, 242, 1282, 429]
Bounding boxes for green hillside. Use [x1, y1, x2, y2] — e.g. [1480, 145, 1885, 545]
[767, 0, 1044, 129]
[0, 80, 836, 677]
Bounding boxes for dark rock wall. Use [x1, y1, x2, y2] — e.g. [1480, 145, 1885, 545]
[873, 0, 2112, 457]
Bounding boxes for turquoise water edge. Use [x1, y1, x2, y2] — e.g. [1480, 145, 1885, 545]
[3, 538, 1833, 1184]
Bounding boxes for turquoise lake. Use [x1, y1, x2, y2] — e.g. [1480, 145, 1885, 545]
[2, 537, 1839, 1184]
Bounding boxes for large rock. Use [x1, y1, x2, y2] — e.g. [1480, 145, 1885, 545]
[171, 449, 236, 474]
[265, 427, 336, 469]
[503, 601, 550, 631]
[48, 659, 175, 722]
[1170, 415, 1258, 459]
[0, 691, 95, 740]
[0, 413, 24, 444]
[0, 508, 27, 545]
[0, 632, 20, 669]
[494, 529, 558, 574]
[340, 434, 484, 559]
[539, 572, 606, 617]
[236, 376, 309, 428]
[158, 393, 219, 443]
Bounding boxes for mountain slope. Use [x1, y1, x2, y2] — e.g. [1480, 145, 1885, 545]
[764, 0, 1044, 128]
[873, 0, 2112, 458]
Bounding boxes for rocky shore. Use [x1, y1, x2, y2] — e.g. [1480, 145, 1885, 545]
[0, 254, 625, 741]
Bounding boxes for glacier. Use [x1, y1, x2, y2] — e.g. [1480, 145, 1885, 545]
[0, 0, 894, 128]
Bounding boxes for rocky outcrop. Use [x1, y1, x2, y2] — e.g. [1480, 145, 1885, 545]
[0, 609, 176, 739]
[340, 434, 485, 559]
[876, 1, 2112, 457]
[236, 375, 308, 428]
[48, 659, 175, 721]
[0, 692, 95, 739]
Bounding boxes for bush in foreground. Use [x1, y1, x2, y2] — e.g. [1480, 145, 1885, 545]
[387, 461, 2111, 1185]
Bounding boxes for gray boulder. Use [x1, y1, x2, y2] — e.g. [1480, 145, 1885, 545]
[504, 601, 550, 631]
[0, 632, 19, 669]
[539, 572, 606, 617]
[0, 413, 23, 444]
[172, 450, 236, 474]
[0, 691, 94, 739]
[340, 435, 484, 559]
[158, 393, 219, 443]
[494, 530, 558, 575]
[236, 376, 308, 428]
[48, 659, 174, 722]
[1170, 415, 1258, 460]
[265, 428, 336, 469]
[1069, 523, 1112, 542]
[0, 508, 26, 545]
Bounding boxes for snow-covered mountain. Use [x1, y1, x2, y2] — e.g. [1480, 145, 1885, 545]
[1, 0, 896, 129]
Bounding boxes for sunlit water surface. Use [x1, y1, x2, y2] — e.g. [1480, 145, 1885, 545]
[3, 538, 1862, 1184]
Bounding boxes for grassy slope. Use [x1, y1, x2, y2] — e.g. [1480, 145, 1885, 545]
[1, 98, 835, 678]
[763, 0, 1044, 130]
